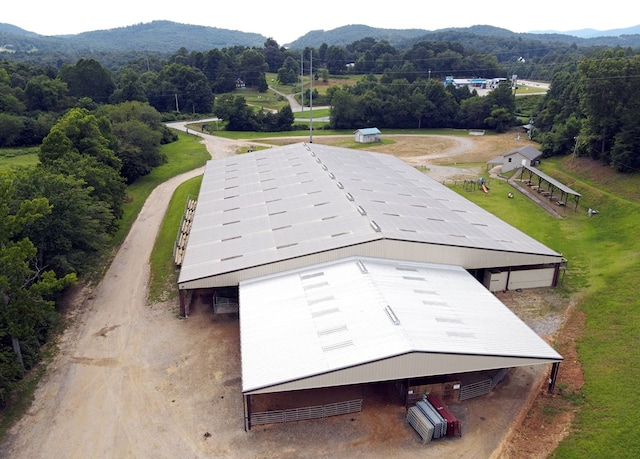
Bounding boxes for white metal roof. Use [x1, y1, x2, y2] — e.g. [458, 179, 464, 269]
[524, 165, 582, 197]
[355, 127, 381, 135]
[504, 145, 543, 160]
[240, 256, 562, 394]
[178, 143, 561, 288]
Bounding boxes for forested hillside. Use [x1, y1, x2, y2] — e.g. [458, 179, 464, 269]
[0, 21, 267, 55]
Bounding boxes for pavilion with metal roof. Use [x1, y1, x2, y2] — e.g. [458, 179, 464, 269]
[520, 164, 582, 210]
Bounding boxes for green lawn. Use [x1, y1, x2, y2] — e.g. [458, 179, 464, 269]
[114, 132, 210, 247]
[0, 147, 40, 169]
[148, 175, 202, 303]
[456, 158, 640, 458]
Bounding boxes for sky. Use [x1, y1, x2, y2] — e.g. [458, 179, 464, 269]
[3, 1, 637, 45]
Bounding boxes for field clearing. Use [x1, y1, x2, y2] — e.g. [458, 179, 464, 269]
[0, 148, 40, 168]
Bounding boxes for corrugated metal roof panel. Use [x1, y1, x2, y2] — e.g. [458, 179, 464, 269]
[179, 143, 561, 286]
[240, 256, 562, 393]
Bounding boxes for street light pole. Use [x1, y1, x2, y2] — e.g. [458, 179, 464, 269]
[309, 50, 313, 144]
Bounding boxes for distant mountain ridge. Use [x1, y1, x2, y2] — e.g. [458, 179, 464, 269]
[0, 21, 268, 54]
[532, 25, 640, 38]
[1, 20, 640, 55]
[288, 24, 640, 48]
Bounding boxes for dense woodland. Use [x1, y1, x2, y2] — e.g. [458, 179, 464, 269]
[1, 29, 640, 404]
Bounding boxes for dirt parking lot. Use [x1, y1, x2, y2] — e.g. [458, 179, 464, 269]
[0, 131, 579, 458]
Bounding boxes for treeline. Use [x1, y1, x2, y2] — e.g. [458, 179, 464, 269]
[327, 76, 516, 131]
[0, 34, 597, 146]
[534, 48, 640, 172]
[0, 102, 174, 402]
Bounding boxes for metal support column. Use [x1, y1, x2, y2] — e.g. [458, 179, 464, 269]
[548, 362, 560, 394]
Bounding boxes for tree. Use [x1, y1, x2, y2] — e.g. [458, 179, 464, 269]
[578, 50, 640, 171]
[484, 107, 514, 133]
[0, 171, 76, 388]
[263, 38, 286, 73]
[58, 58, 115, 103]
[325, 45, 347, 74]
[458, 96, 489, 129]
[238, 49, 269, 91]
[485, 81, 516, 115]
[270, 105, 294, 131]
[40, 108, 121, 171]
[40, 109, 126, 220]
[0, 114, 25, 147]
[156, 63, 213, 113]
[13, 167, 113, 276]
[217, 95, 259, 131]
[98, 102, 168, 182]
[24, 75, 72, 112]
[110, 69, 148, 104]
[277, 57, 299, 85]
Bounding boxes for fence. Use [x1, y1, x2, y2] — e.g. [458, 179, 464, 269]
[250, 399, 362, 427]
[174, 196, 197, 266]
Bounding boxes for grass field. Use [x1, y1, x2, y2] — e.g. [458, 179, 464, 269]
[148, 175, 202, 302]
[114, 132, 210, 246]
[0, 147, 40, 168]
[457, 157, 640, 458]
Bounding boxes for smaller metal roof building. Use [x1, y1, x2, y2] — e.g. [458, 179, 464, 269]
[504, 145, 542, 161]
[240, 256, 562, 396]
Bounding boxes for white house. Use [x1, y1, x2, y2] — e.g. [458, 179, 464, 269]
[490, 145, 543, 173]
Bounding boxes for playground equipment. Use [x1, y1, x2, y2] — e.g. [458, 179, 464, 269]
[463, 179, 476, 192]
[478, 177, 489, 193]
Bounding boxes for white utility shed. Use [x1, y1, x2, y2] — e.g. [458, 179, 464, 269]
[354, 127, 381, 143]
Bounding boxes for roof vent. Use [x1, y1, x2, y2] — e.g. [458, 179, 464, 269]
[384, 305, 401, 325]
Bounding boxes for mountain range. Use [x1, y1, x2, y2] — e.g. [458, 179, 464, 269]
[1, 20, 640, 55]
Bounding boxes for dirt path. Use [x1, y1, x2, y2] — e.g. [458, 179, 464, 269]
[0, 128, 242, 459]
[0, 130, 566, 459]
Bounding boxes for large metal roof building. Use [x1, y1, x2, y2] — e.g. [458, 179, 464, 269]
[178, 143, 563, 296]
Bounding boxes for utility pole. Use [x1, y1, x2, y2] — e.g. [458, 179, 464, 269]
[309, 50, 313, 143]
[175, 94, 179, 112]
[300, 54, 304, 113]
